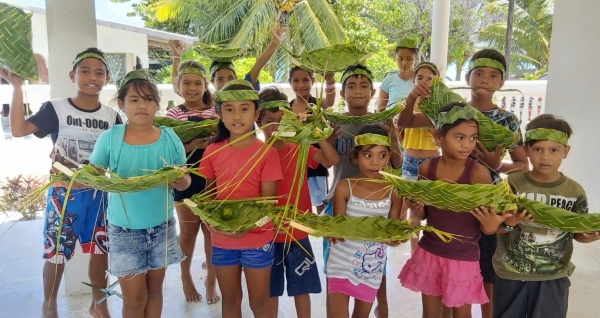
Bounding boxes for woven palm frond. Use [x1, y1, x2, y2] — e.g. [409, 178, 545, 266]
[516, 197, 600, 233]
[193, 43, 250, 62]
[153, 116, 218, 144]
[418, 77, 464, 121]
[476, 113, 520, 151]
[274, 106, 332, 144]
[286, 44, 371, 73]
[381, 171, 517, 212]
[185, 196, 275, 232]
[323, 102, 405, 125]
[0, 3, 38, 80]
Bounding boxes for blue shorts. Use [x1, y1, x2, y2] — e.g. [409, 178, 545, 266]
[308, 176, 328, 206]
[402, 153, 439, 180]
[43, 187, 108, 264]
[212, 243, 274, 269]
[270, 238, 322, 297]
[107, 217, 184, 277]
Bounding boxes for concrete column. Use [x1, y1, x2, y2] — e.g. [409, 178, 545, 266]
[545, 0, 600, 211]
[430, 0, 451, 81]
[45, 0, 98, 295]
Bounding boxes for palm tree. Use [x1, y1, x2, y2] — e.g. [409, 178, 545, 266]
[478, 0, 554, 74]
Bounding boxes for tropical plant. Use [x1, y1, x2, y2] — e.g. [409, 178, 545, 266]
[0, 175, 46, 220]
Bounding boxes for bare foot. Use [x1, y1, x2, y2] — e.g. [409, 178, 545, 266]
[204, 279, 221, 305]
[182, 275, 202, 302]
[374, 305, 388, 318]
[42, 302, 58, 318]
[89, 302, 111, 318]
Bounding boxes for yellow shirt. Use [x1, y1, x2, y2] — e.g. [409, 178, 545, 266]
[402, 127, 437, 150]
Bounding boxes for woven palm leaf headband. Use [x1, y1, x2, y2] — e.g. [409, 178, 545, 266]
[525, 128, 569, 145]
[116, 70, 155, 90]
[178, 67, 206, 78]
[341, 67, 373, 85]
[435, 104, 479, 129]
[396, 38, 418, 49]
[210, 62, 236, 77]
[415, 62, 440, 76]
[72, 53, 107, 67]
[468, 58, 505, 76]
[214, 79, 259, 102]
[354, 133, 391, 147]
[259, 100, 290, 110]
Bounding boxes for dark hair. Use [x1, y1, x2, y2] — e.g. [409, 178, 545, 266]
[395, 46, 419, 58]
[436, 102, 477, 136]
[116, 79, 161, 110]
[258, 86, 288, 121]
[525, 114, 573, 146]
[288, 66, 314, 82]
[350, 125, 390, 164]
[341, 64, 374, 90]
[73, 47, 107, 71]
[467, 49, 507, 76]
[209, 61, 237, 82]
[413, 62, 440, 79]
[178, 60, 213, 105]
[211, 84, 260, 144]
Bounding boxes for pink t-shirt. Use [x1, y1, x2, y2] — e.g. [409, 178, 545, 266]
[275, 143, 319, 242]
[199, 139, 283, 249]
[165, 105, 216, 121]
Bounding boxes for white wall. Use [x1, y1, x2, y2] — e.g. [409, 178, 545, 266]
[545, 0, 600, 211]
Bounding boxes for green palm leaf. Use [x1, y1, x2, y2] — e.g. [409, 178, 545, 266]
[0, 3, 38, 80]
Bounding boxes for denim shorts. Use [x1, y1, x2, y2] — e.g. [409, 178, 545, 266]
[212, 243, 274, 269]
[270, 238, 322, 297]
[308, 176, 328, 206]
[401, 153, 439, 180]
[107, 217, 184, 277]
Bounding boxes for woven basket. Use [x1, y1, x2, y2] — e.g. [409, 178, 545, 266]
[0, 3, 38, 80]
[323, 102, 404, 125]
[193, 43, 249, 62]
[286, 44, 371, 73]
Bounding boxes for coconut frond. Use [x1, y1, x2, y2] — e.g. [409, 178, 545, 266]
[283, 43, 371, 74]
[153, 117, 218, 144]
[323, 102, 405, 125]
[193, 43, 250, 62]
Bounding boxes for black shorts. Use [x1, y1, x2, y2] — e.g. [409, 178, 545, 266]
[479, 233, 498, 284]
[173, 173, 206, 201]
[493, 276, 570, 318]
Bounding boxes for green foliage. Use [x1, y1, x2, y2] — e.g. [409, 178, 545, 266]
[0, 175, 45, 220]
[521, 67, 547, 80]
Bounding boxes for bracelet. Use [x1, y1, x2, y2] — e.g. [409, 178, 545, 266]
[502, 222, 516, 232]
[172, 56, 180, 59]
[326, 83, 335, 89]
[494, 162, 503, 172]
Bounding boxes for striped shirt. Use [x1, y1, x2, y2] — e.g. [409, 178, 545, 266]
[326, 179, 392, 289]
[165, 105, 216, 121]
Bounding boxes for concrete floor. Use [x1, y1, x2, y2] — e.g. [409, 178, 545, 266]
[1, 219, 599, 318]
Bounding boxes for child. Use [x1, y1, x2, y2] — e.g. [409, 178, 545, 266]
[288, 66, 336, 215]
[165, 61, 220, 303]
[378, 38, 419, 112]
[200, 80, 283, 318]
[327, 125, 403, 318]
[399, 102, 513, 318]
[89, 70, 190, 317]
[490, 114, 598, 318]
[1, 48, 121, 318]
[256, 86, 339, 318]
[324, 64, 402, 318]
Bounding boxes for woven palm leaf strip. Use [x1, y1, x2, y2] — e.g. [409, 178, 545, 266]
[418, 77, 519, 151]
[281, 43, 371, 73]
[0, 3, 38, 80]
[323, 102, 405, 125]
[274, 106, 333, 144]
[193, 43, 249, 62]
[516, 197, 600, 233]
[153, 116, 218, 144]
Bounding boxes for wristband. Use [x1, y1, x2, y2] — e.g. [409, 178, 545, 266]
[172, 56, 180, 59]
[501, 222, 516, 232]
[494, 162, 503, 172]
[326, 83, 335, 89]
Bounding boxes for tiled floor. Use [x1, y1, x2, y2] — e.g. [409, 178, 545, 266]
[1, 219, 599, 317]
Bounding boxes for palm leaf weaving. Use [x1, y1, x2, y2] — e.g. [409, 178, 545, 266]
[153, 116, 218, 143]
[284, 44, 371, 73]
[184, 197, 275, 232]
[274, 106, 333, 144]
[193, 43, 249, 62]
[516, 197, 600, 233]
[323, 102, 405, 125]
[0, 3, 38, 80]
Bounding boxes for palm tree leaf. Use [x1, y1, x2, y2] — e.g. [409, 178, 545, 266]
[228, 0, 277, 49]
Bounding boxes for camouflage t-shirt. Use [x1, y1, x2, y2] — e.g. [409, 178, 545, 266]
[492, 172, 589, 281]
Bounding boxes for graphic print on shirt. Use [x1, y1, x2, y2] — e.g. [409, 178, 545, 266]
[503, 192, 579, 275]
[352, 241, 386, 281]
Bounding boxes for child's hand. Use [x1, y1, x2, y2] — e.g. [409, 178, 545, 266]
[327, 123, 342, 143]
[169, 174, 191, 191]
[385, 240, 403, 247]
[0, 68, 24, 87]
[408, 76, 432, 99]
[581, 231, 600, 241]
[503, 208, 533, 227]
[406, 199, 425, 214]
[297, 112, 311, 123]
[169, 40, 183, 57]
[270, 24, 285, 43]
[327, 237, 345, 244]
[204, 222, 251, 239]
[324, 72, 335, 84]
[470, 205, 513, 235]
[472, 141, 503, 170]
[189, 137, 210, 150]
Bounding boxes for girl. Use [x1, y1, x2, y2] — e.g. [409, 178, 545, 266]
[378, 38, 419, 112]
[327, 125, 403, 318]
[165, 60, 220, 304]
[199, 80, 283, 318]
[89, 70, 191, 318]
[398, 102, 513, 318]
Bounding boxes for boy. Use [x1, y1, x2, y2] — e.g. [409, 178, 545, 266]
[1, 48, 121, 318]
[256, 86, 339, 318]
[491, 114, 598, 318]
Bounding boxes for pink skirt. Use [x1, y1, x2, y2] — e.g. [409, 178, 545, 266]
[399, 246, 489, 308]
[328, 278, 378, 303]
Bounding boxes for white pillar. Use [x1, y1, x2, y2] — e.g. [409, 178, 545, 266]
[545, 0, 600, 211]
[45, 0, 98, 295]
[430, 0, 451, 81]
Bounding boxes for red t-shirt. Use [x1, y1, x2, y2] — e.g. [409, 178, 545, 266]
[274, 143, 319, 242]
[199, 139, 283, 249]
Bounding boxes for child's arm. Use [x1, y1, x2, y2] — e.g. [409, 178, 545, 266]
[574, 232, 600, 243]
[383, 119, 402, 168]
[329, 180, 350, 244]
[169, 40, 183, 97]
[469, 163, 513, 234]
[377, 87, 389, 113]
[496, 208, 533, 234]
[473, 142, 528, 174]
[386, 193, 406, 246]
[0, 70, 39, 137]
[246, 26, 284, 87]
[322, 73, 336, 109]
[260, 181, 278, 197]
[396, 82, 434, 128]
[407, 163, 430, 221]
[313, 140, 340, 166]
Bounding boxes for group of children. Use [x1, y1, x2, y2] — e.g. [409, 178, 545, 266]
[1, 34, 597, 318]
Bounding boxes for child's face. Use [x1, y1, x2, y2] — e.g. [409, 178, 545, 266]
[219, 100, 259, 138]
[466, 66, 504, 99]
[118, 86, 159, 126]
[414, 67, 435, 86]
[395, 49, 417, 73]
[213, 68, 236, 91]
[436, 120, 478, 160]
[179, 73, 206, 103]
[290, 69, 314, 98]
[355, 145, 390, 178]
[341, 75, 375, 109]
[70, 58, 108, 96]
[258, 110, 284, 139]
[526, 140, 570, 177]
